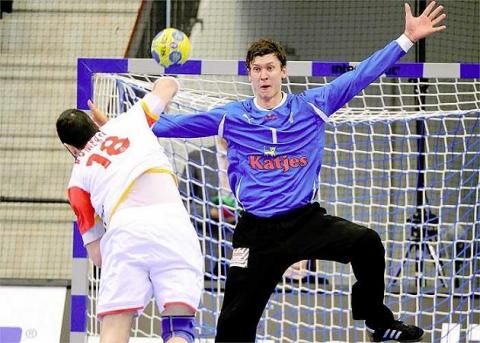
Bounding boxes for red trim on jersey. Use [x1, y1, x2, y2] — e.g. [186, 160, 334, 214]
[145, 113, 156, 127]
[164, 302, 197, 313]
[97, 306, 144, 318]
[68, 186, 95, 235]
[141, 100, 158, 127]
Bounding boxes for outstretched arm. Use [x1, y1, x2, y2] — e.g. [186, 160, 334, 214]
[403, 1, 446, 43]
[88, 76, 180, 127]
[88, 77, 222, 139]
[302, 2, 447, 117]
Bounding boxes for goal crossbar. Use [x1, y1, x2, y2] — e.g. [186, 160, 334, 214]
[77, 57, 480, 110]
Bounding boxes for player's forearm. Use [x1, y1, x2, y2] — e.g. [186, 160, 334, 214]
[86, 238, 102, 267]
[323, 37, 412, 115]
[88, 100, 108, 127]
[138, 77, 181, 128]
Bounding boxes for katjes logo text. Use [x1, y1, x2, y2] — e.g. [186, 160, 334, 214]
[248, 155, 308, 172]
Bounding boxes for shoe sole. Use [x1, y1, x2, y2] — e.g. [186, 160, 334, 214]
[368, 332, 425, 342]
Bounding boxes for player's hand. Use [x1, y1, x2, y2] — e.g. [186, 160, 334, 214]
[152, 76, 180, 112]
[404, 1, 446, 43]
[88, 99, 109, 127]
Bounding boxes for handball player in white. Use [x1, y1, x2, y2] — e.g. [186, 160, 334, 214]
[57, 77, 203, 343]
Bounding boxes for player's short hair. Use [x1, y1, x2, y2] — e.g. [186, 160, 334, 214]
[246, 38, 287, 69]
[56, 109, 98, 149]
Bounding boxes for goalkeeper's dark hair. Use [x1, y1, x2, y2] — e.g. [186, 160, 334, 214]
[56, 109, 99, 149]
[246, 38, 287, 69]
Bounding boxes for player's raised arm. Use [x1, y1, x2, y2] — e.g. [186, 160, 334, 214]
[89, 76, 180, 128]
[403, 1, 446, 43]
[140, 76, 181, 127]
[88, 79, 222, 139]
[302, 2, 447, 116]
[152, 106, 225, 139]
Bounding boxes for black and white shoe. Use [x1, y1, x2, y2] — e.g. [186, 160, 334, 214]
[366, 320, 424, 342]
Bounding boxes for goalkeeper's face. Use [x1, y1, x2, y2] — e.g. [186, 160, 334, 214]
[248, 53, 287, 107]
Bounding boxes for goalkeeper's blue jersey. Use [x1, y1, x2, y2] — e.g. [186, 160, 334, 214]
[153, 39, 407, 217]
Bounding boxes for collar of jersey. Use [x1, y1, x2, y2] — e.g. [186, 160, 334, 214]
[253, 91, 287, 112]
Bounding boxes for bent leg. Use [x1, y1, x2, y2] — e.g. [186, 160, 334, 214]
[350, 228, 394, 326]
[288, 210, 394, 326]
[100, 312, 134, 343]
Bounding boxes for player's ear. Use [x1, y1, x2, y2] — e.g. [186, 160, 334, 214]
[63, 143, 80, 158]
[281, 66, 288, 80]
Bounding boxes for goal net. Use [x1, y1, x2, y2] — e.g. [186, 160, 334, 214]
[72, 58, 479, 343]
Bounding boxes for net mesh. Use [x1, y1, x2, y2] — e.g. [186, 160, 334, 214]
[85, 71, 479, 342]
[1, 0, 479, 283]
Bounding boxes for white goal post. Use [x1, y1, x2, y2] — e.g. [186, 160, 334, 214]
[71, 58, 479, 343]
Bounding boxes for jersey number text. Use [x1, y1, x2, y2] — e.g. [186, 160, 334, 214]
[86, 136, 130, 168]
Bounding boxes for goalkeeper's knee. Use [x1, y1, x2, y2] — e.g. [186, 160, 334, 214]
[161, 315, 195, 343]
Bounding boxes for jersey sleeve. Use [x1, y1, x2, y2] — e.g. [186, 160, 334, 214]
[116, 93, 166, 128]
[152, 107, 226, 138]
[140, 93, 166, 128]
[301, 38, 408, 117]
[68, 186, 105, 246]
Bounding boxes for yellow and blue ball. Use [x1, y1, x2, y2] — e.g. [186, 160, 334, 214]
[151, 28, 191, 68]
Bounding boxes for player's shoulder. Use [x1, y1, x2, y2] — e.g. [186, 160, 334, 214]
[104, 104, 146, 133]
[67, 164, 86, 189]
[292, 86, 328, 106]
[286, 92, 301, 102]
[285, 91, 309, 106]
[220, 98, 252, 117]
[225, 99, 250, 111]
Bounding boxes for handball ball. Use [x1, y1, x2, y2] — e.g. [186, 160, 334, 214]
[151, 28, 191, 68]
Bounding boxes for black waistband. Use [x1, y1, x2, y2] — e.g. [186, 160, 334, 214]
[240, 202, 322, 224]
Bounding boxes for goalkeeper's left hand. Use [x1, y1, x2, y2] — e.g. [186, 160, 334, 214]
[403, 1, 446, 43]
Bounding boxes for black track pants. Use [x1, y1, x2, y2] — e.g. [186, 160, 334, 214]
[215, 203, 394, 342]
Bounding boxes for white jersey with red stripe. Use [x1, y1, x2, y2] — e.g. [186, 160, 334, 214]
[67, 98, 172, 245]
